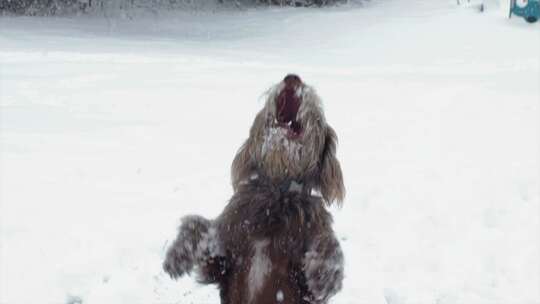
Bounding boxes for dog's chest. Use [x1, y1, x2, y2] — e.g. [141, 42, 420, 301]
[217, 185, 329, 304]
[224, 238, 308, 304]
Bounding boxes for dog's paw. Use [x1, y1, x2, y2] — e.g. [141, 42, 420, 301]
[163, 242, 194, 279]
[303, 234, 344, 303]
[163, 215, 213, 279]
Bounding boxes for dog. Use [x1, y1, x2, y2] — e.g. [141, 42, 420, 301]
[163, 74, 345, 304]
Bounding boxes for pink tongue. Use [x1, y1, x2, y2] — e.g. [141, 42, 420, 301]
[276, 89, 301, 123]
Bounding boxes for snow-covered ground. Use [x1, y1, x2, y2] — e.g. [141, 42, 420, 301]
[1, 0, 539, 303]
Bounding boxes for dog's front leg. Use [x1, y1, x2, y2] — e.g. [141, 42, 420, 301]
[163, 215, 225, 283]
[302, 232, 344, 304]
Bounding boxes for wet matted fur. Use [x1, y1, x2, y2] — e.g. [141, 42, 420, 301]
[163, 74, 345, 304]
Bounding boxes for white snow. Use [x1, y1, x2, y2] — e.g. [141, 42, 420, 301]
[1, 0, 539, 304]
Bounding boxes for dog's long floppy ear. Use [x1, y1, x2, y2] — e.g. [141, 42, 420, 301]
[319, 125, 345, 206]
[231, 110, 267, 191]
[231, 140, 252, 192]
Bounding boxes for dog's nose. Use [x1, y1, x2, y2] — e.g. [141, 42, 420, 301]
[283, 74, 302, 86]
[284, 74, 301, 82]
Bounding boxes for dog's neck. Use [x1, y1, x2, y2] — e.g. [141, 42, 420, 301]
[246, 172, 311, 196]
[277, 179, 305, 194]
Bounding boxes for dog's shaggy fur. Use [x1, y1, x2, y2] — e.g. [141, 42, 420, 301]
[163, 74, 345, 304]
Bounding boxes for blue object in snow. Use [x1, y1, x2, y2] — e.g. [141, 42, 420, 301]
[509, 0, 540, 23]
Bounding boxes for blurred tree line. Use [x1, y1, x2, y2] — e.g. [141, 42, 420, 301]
[0, 0, 337, 15]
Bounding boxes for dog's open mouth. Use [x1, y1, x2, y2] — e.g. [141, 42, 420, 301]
[276, 83, 303, 139]
[276, 93, 302, 139]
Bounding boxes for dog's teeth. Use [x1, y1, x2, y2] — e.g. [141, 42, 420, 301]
[288, 121, 292, 126]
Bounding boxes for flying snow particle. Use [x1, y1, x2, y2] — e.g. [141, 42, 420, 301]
[276, 290, 284, 302]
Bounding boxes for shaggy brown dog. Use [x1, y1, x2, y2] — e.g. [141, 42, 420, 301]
[163, 74, 345, 304]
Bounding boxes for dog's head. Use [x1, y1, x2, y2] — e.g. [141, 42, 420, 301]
[231, 74, 345, 206]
